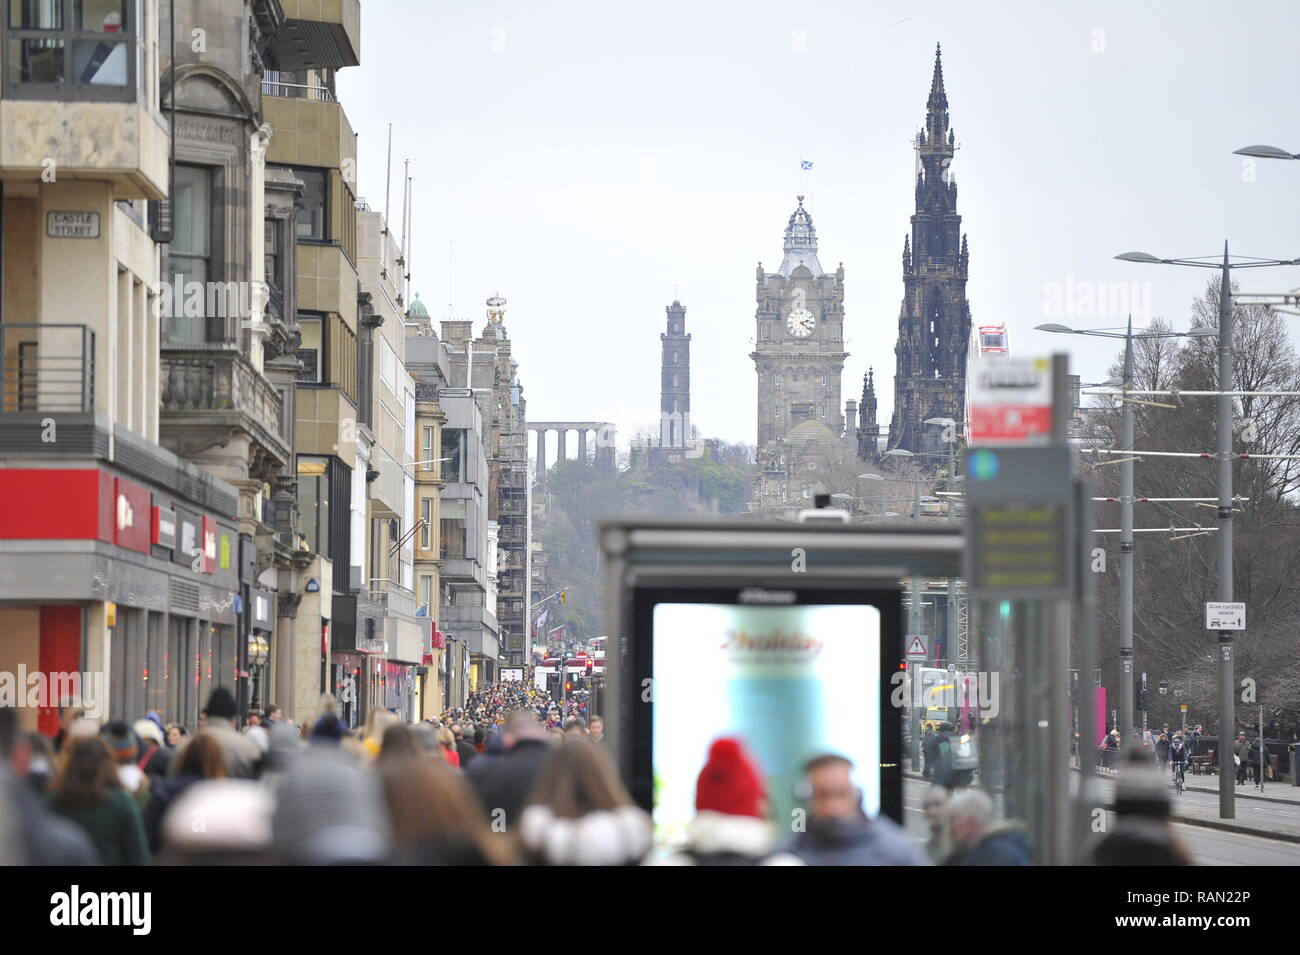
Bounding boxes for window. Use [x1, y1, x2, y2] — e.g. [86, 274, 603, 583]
[420, 497, 432, 550]
[440, 499, 466, 559]
[297, 313, 323, 383]
[5, 0, 135, 99]
[297, 456, 330, 556]
[422, 426, 435, 471]
[441, 429, 466, 483]
[293, 168, 327, 239]
[264, 218, 281, 286]
[164, 163, 211, 343]
[420, 574, 433, 613]
[379, 335, 396, 391]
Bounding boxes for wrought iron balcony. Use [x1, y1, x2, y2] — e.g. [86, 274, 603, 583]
[0, 323, 94, 413]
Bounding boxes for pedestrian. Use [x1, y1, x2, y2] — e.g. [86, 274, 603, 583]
[174, 686, 262, 779]
[100, 721, 151, 814]
[382, 755, 516, 865]
[588, 715, 606, 744]
[922, 785, 949, 864]
[155, 778, 275, 865]
[264, 704, 282, 725]
[921, 725, 939, 781]
[376, 723, 423, 766]
[142, 733, 225, 853]
[436, 727, 461, 768]
[451, 723, 477, 768]
[466, 710, 554, 830]
[132, 717, 171, 782]
[1234, 731, 1250, 785]
[782, 754, 927, 865]
[942, 788, 1031, 865]
[47, 736, 150, 866]
[1248, 735, 1269, 785]
[1088, 749, 1191, 865]
[1155, 731, 1169, 771]
[165, 723, 188, 750]
[0, 707, 98, 864]
[270, 745, 391, 865]
[519, 740, 653, 866]
[653, 737, 799, 866]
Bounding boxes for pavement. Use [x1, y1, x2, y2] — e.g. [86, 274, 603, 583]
[905, 765, 1300, 847]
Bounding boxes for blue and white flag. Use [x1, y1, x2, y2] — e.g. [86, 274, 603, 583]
[801, 159, 814, 170]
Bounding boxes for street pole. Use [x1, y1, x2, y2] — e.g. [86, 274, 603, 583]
[1217, 243, 1236, 820]
[910, 478, 922, 772]
[1119, 322, 1136, 751]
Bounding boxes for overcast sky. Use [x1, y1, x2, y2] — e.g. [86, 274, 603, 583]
[340, 0, 1300, 452]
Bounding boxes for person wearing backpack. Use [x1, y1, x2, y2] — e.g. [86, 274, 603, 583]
[935, 723, 976, 791]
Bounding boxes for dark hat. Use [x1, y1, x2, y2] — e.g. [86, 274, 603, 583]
[101, 721, 138, 760]
[206, 686, 238, 720]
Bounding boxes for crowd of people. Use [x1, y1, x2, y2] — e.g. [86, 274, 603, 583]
[0, 680, 1210, 866]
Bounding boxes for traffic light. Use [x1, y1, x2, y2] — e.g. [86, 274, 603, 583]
[565, 681, 572, 693]
[585, 658, 593, 675]
[559, 590, 567, 604]
[1136, 680, 1149, 711]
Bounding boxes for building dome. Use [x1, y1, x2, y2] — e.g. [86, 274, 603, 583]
[408, 292, 429, 319]
[786, 420, 837, 444]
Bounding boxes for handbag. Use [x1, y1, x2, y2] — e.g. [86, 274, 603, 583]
[950, 736, 979, 771]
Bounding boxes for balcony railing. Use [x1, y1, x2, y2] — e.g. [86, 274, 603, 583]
[160, 348, 290, 466]
[260, 80, 336, 102]
[367, 578, 417, 619]
[0, 324, 94, 413]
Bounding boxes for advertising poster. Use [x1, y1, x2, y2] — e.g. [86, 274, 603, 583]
[651, 603, 881, 844]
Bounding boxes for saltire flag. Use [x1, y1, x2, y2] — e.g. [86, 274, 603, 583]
[536, 607, 549, 630]
[801, 159, 813, 170]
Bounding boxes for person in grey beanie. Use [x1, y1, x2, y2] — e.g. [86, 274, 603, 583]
[271, 746, 391, 865]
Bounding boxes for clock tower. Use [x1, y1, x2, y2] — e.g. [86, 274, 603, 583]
[751, 197, 847, 510]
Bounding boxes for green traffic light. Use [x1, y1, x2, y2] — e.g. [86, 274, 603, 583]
[999, 600, 1012, 619]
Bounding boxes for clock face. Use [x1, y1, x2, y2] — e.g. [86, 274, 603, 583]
[786, 307, 815, 338]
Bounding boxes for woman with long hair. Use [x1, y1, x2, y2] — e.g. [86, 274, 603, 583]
[381, 756, 515, 865]
[48, 736, 149, 865]
[519, 740, 652, 866]
[142, 734, 226, 853]
[376, 723, 422, 767]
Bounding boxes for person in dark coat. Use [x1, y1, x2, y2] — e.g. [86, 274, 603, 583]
[47, 737, 149, 866]
[921, 727, 939, 781]
[466, 710, 552, 830]
[942, 788, 1031, 865]
[142, 734, 226, 853]
[782, 754, 927, 866]
[1088, 749, 1191, 865]
[452, 723, 477, 769]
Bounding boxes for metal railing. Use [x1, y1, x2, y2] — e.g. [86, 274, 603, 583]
[260, 80, 336, 102]
[0, 323, 94, 413]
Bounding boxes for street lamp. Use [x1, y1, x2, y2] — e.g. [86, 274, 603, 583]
[1037, 317, 1218, 752]
[1233, 144, 1300, 161]
[1117, 244, 1300, 820]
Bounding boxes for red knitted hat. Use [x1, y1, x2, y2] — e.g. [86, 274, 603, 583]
[695, 737, 765, 818]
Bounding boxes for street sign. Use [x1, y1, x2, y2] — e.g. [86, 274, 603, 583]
[968, 357, 1052, 445]
[905, 634, 928, 661]
[965, 445, 1073, 598]
[1205, 602, 1245, 631]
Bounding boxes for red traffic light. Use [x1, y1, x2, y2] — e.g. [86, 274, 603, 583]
[585, 659, 593, 674]
[565, 682, 572, 692]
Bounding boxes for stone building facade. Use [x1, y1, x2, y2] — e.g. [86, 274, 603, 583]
[751, 197, 847, 511]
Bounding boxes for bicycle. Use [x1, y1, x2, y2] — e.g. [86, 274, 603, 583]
[1172, 761, 1185, 795]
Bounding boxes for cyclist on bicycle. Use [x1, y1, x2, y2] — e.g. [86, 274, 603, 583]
[1168, 733, 1188, 790]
